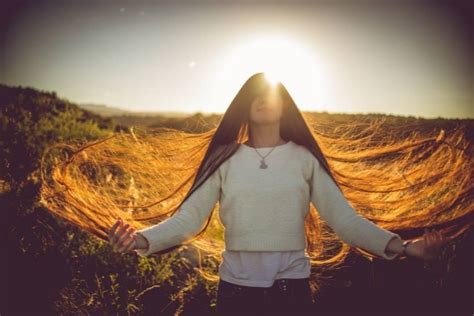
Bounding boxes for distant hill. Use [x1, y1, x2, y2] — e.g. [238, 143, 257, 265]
[0, 83, 224, 132]
[77, 103, 193, 118]
[76, 103, 224, 131]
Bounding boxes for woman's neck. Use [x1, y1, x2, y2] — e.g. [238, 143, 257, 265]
[245, 122, 285, 148]
[244, 136, 286, 148]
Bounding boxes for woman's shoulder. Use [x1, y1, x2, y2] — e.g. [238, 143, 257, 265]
[290, 141, 310, 152]
[287, 141, 316, 163]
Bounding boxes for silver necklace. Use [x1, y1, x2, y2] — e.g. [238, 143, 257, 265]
[249, 139, 281, 169]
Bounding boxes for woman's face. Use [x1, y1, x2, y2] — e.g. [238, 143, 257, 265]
[249, 88, 284, 125]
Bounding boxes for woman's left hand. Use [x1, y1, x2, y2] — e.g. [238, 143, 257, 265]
[406, 228, 448, 261]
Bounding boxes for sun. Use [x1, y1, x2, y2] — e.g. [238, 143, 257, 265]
[263, 71, 281, 86]
[211, 33, 331, 112]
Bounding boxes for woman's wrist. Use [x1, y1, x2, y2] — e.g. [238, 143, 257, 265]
[134, 232, 149, 251]
[401, 239, 413, 257]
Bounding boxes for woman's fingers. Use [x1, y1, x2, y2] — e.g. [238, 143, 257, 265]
[420, 228, 449, 261]
[428, 231, 435, 247]
[430, 231, 438, 249]
[118, 226, 138, 252]
[107, 219, 140, 254]
[121, 234, 137, 253]
[433, 230, 444, 246]
[109, 220, 129, 250]
[116, 222, 130, 239]
[110, 226, 121, 246]
[423, 229, 436, 256]
[120, 228, 133, 250]
[436, 231, 447, 248]
[108, 219, 121, 243]
[111, 226, 123, 247]
[111, 219, 126, 245]
[118, 231, 137, 253]
[117, 227, 135, 250]
[423, 229, 431, 246]
[117, 233, 131, 252]
[116, 223, 131, 245]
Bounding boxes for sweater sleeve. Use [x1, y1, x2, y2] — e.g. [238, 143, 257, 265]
[309, 155, 402, 260]
[134, 167, 222, 257]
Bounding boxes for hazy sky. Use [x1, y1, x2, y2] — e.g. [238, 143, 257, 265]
[1, 0, 472, 118]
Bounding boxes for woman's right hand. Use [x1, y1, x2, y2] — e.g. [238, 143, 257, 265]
[108, 218, 149, 253]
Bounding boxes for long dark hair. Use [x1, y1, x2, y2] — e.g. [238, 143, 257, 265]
[175, 72, 344, 250]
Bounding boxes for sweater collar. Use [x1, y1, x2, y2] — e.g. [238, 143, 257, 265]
[240, 140, 293, 152]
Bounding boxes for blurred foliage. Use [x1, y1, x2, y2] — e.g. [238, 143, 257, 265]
[0, 84, 115, 189]
[2, 84, 218, 315]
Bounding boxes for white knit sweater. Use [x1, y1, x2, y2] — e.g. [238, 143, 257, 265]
[135, 140, 401, 260]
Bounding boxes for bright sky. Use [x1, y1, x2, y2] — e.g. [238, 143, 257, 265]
[1, 1, 472, 118]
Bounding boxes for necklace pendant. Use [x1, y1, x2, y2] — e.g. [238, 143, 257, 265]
[259, 159, 268, 169]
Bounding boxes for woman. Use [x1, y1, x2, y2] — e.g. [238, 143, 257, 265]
[107, 72, 448, 315]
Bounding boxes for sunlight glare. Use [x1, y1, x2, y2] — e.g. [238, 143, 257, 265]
[263, 71, 281, 86]
[211, 34, 331, 113]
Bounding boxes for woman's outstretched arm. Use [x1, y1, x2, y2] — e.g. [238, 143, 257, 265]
[134, 166, 222, 257]
[308, 154, 448, 261]
[309, 154, 403, 260]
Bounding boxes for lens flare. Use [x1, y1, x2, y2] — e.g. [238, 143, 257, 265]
[264, 71, 281, 86]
